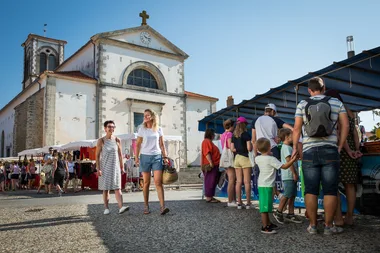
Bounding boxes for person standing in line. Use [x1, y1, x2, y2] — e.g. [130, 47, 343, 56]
[43, 148, 54, 194]
[64, 154, 77, 193]
[292, 77, 349, 235]
[201, 128, 221, 203]
[97, 120, 129, 215]
[273, 128, 302, 224]
[231, 117, 253, 210]
[251, 104, 294, 199]
[255, 138, 298, 234]
[10, 161, 20, 191]
[220, 119, 236, 207]
[135, 109, 170, 215]
[324, 89, 362, 227]
[53, 152, 69, 197]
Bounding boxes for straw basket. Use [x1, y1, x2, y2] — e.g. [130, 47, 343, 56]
[364, 141, 380, 154]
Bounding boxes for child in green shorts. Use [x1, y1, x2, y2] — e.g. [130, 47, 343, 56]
[255, 137, 298, 234]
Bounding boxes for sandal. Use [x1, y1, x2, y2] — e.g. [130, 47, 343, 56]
[206, 198, 221, 203]
[143, 206, 150, 215]
[160, 207, 170, 215]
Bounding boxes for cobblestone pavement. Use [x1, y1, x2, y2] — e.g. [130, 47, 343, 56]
[0, 190, 379, 253]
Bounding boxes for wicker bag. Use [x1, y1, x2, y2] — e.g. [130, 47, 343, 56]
[162, 158, 178, 185]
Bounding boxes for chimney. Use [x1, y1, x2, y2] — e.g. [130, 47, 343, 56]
[226, 96, 234, 107]
[347, 36, 355, 58]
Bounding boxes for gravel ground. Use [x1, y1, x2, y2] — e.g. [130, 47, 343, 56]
[0, 190, 379, 253]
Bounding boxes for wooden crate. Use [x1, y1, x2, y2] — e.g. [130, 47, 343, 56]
[364, 141, 380, 154]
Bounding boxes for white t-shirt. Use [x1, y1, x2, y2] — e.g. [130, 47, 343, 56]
[68, 162, 75, 173]
[137, 126, 163, 155]
[252, 115, 285, 149]
[255, 155, 283, 187]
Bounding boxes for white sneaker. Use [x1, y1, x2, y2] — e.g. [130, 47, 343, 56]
[104, 209, 110, 215]
[237, 203, 243, 210]
[227, 202, 237, 207]
[245, 203, 252, 209]
[119, 206, 130, 214]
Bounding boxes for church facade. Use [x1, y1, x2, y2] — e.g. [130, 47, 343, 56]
[0, 13, 217, 166]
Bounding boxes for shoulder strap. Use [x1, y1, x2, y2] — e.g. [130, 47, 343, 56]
[322, 96, 331, 102]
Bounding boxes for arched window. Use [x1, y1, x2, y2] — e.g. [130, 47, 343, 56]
[40, 53, 47, 73]
[48, 54, 57, 70]
[127, 69, 158, 89]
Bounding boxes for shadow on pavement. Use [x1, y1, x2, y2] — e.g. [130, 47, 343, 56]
[87, 199, 380, 253]
[0, 215, 90, 232]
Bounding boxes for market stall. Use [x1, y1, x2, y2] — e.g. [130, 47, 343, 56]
[199, 45, 380, 214]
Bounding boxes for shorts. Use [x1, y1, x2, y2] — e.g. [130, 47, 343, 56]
[68, 173, 76, 180]
[10, 174, 19, 180]
[282, 180, 297, 198]
[302, 146, 339, 196]
[28, 174, 36, 180]
[234, 154, 252, 169]
[54, 173, 65, 188]
[258, 187, 273, 213]
[139, 154, 163, 173]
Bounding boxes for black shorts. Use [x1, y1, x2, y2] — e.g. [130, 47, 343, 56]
[54, 173, 65, 188]
[11, 174, 19, 180]
[68, 173, 76, 180]
[28, 174, 36, 180]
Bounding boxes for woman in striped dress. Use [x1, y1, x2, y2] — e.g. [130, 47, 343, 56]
[97, 120, 129, 215]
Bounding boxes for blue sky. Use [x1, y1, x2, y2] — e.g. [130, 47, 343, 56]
[1, 0, 380, 130]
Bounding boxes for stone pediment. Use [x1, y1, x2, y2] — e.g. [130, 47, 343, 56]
[91, 25, 189, 59]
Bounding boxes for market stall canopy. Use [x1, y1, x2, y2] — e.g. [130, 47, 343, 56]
[60, 140, 97, 151]
[199, 46, 380, 133]
[18, 148, 41, 157]
[36, 145, 63, 154]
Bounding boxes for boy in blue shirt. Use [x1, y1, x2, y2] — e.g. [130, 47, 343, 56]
[273, 128, 302, 224]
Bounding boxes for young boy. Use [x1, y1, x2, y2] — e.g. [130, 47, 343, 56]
[273, 128, 302, 224]
[255, 137, 298, 234]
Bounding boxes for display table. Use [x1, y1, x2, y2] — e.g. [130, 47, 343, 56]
[81, 173, 99, 190]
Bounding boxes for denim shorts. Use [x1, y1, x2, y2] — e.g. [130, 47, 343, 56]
[302, 146, 339, 196]
[140, 154, 163, 173]
[282, 180, 297, 198]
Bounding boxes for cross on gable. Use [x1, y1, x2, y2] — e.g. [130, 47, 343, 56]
[139, 10, 149, 26]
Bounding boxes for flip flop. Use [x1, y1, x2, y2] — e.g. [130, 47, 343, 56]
[143, 206, 150, 215]
[160, 207, 170, 215]
[206, 198, 221, 203]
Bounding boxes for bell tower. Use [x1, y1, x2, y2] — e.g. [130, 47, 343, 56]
[21, 34, 67, 89]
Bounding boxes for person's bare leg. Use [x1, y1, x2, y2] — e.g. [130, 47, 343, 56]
[103, 190, 110, 209]
[154, 170, 165, 208]
[261, 213, 270, 227]
[243, 167, 252, 204]
[288, 197, 295, 214]
[64, 179, 69, 193]
[235, 168, 243, 204]
[343, 184, 356, 225]
[277, 196, 288, 212]
[227, 167, 236, 203]
[114, 189, 124, 209]
[323, 195, 337, 227]
[142, 172, 151, 207]
[305, 194, 318, 227]
[335, 191, 344, 225]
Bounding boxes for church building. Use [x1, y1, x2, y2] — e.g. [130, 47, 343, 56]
[0, 11, 218, 166]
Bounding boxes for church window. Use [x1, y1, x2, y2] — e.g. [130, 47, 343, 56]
[127, 69, 158, 89]
[48, 54, 57, 70]
[133, 113, 144, 132]
[40, 53, 47, 73]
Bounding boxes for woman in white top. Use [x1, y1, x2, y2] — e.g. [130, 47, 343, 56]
[64, 154, 77, 193]
[136, 109, 169, 215]
[10, 162, 20, 191]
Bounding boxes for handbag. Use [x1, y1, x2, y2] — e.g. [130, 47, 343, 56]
[201, 164, 212, 172]
[219, 135, 234, 168]
[162, 157, 178, 185]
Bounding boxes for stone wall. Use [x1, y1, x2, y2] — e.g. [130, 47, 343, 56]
[44, 77, 56, 146]
[13, 88, 45, 155]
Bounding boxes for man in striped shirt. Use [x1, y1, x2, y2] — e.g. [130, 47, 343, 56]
[292, 77, 349, 235]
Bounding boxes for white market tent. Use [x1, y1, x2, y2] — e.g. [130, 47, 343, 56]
[18, 148, 41, 157]
[60, 140, 97, 151]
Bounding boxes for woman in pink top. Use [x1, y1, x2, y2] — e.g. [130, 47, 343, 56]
[27, 159, 37, 190]
[220, 119, 236, 207]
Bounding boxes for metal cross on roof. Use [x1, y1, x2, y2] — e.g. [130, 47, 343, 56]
[139, 10, 149, 26]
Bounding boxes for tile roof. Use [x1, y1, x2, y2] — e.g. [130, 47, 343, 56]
[184, 91, 218, 102]
[48, 71, 97, 82]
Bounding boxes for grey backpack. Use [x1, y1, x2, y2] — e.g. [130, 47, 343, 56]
[304, 96, 336, 137]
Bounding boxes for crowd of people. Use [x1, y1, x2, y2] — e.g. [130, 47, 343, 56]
[201, 77, 363, 235]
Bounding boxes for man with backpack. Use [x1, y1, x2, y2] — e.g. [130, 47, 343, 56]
[292, 77, 349, 235]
